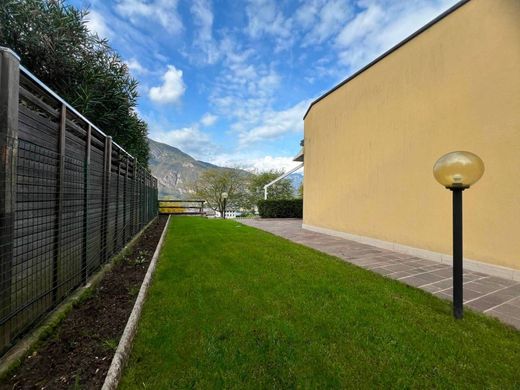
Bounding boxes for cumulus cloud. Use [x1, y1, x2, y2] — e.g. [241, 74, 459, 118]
[247, 156, 303, 172]
[125, 58, 148, 75]
[149, 65, 186, 104]
[205, 34, 309, 147]
[297, 0, 352, 46]
[200, 113, 218, 127]
[237, 99, 310, 146]
[245, 0, 294, 51]
[85, 10, 112, 38]
[152, 127, 218, 159]
[211, 154, 303, 172]
[335, 0, 458, 70]
[116, 0, 183, 35]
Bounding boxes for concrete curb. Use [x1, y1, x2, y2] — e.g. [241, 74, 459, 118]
[102, 215, 171, 390]
[0, 216, 158, 380]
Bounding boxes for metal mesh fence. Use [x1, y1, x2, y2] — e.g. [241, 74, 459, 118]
[0, 49, 158, 355]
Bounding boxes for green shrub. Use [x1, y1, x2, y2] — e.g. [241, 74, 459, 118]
[257, 199, 303, 218]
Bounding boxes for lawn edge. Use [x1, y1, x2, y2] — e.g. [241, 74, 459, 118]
[0, 216, 159, 380]
[102, 215, 171, 390]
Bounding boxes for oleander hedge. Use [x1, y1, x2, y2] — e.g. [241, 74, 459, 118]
[257, 199, 303, 218]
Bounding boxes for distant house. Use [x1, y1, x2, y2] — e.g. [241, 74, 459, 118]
[302, 0, 520, 277]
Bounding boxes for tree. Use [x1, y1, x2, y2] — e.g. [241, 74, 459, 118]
[0, 0, 150, 165]
[248, 170, 294, 206]
[193, 169, 248, 216]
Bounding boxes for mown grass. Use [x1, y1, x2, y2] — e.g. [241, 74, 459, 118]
[120, 217, 520, 389]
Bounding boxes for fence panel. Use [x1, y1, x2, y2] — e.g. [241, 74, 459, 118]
[0, 48, 158, 355]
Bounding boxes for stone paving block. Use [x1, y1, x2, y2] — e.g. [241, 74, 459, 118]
[433, 291, 452, 301]
[422, 284, 446, 293]
[430, 268, 453, 278]
[507, 297, 520, 309]
[495, 284, 520, 299]
[416, 272, 451, 284]
[476, 277, 518, 288]
[401, 277, 428, 287]
[488, 302, 520, 319]
[380, 263, 414, 273]
[466, 294, 510, 311]
[385, 270, 414, 279]
[372, 267, 396, 276]
[465, 281, 511, 295]
[487, 311, 520, 329]
[427, 279, 454, 290]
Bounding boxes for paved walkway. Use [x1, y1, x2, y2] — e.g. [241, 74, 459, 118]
[238, 218, 520, 329]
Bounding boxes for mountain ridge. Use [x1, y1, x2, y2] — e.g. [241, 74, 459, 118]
[148, 137, 303, 199]
[148, 138, 242, 198]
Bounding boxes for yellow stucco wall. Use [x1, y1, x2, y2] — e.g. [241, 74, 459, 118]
[303, 0, 520, 270]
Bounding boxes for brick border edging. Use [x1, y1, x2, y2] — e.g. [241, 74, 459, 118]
[102, 215, 171, 390]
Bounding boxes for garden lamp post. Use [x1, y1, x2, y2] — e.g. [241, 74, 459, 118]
[221, 192, 228, 219]
[433, 151, 484, 319]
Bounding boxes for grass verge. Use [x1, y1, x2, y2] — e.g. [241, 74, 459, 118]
[121, 217, 520, 388]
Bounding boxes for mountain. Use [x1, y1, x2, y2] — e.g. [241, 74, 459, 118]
[148, 138, 215, 198]
[148, 138, 304, 199]
[148, 138, 242, 199]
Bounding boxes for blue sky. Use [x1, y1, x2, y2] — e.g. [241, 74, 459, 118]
[70, 0, 458, 171]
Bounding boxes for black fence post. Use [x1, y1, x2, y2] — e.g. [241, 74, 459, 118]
[53, 104, 66, 304]
[114, 149, 120, 250]
[102, 136, 112, 262]
[82, 124, 91, 283]
[138, 168, 142, 229]
[123, 155, 130, 245]
[0, 48, 20, 350]
[122, 154, 127, 245]
[130, 157, 136, 235]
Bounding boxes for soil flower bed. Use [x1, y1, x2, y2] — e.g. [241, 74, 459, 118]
[1, 215, 167, 390]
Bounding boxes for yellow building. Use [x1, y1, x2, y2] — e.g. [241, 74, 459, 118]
[303, 0, 520, 279]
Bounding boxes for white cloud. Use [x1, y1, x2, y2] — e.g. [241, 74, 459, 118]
[149, 65, 186, 104]
[206, 34, 308, 147]
[116, 0, 183, 35]
[297, 0, 352, 46]
[152, 127, 217, 159]
[190, 0, 221, 64]
[200, 113, 218, 127]
[125, 58, 148, 75]
[211, 154, 303, 172]
[245, 0, 294, 51]
[247, 156, 303, 172]
[237, 99, 310, 146]
[85, 10, 112, 38]
[335, 0, 459, 70]
[336, 4, 384, 48]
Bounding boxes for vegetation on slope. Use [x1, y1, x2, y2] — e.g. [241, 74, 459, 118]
[0, 0, 150, 164]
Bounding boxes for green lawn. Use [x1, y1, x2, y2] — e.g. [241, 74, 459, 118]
[120, 217, 520, 389]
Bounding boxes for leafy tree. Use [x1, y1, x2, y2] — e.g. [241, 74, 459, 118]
[193, 169, 248, 216]
[0, 0, 150, 165]
[248, 170, 294, 206]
